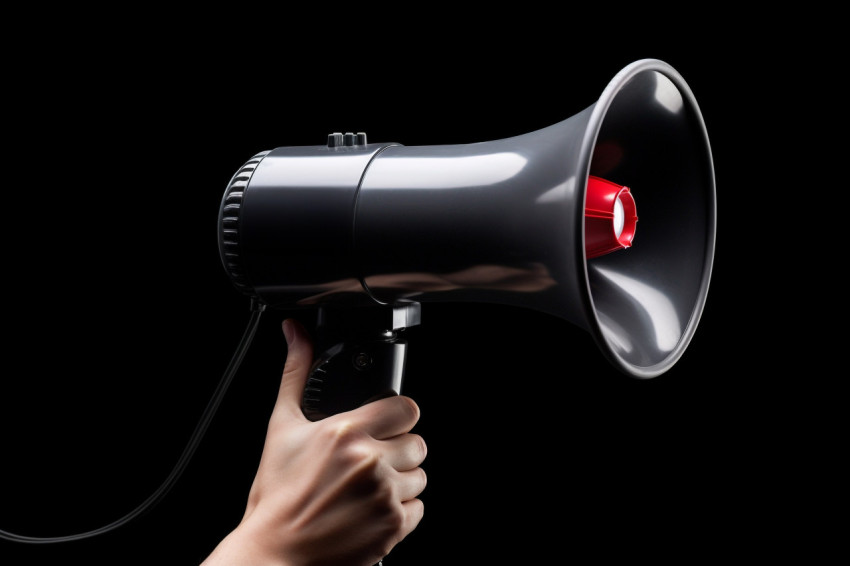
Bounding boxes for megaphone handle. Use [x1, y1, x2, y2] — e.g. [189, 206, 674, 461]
[300, 304, 418, 565]
[302, 335, 408, 421]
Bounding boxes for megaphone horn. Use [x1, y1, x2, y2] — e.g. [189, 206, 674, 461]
[218, 58, 716, 395]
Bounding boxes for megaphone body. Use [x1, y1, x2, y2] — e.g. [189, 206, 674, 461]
[218, 59, 715, 409]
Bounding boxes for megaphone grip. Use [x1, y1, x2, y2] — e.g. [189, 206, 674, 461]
[302, 338, 407, 421]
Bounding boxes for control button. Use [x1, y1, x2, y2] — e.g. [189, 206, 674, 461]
[327, 132, 367, 147]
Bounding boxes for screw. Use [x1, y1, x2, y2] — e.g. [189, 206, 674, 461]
[353, 352, 372, 370]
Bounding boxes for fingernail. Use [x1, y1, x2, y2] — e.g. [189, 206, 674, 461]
[283, 319, 294, 346]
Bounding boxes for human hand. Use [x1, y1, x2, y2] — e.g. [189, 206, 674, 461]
[202, 318, 427, 566]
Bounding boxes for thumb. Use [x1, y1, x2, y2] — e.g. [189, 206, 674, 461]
[274, 318, 315, 417]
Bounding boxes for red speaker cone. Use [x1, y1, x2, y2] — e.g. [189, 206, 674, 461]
[585, 175, 638, 259]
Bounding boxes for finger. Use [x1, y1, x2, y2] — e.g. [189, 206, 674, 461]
[394, 467, 427, 503]
[400, 498, 425, 538]
[379, 434, 427, 472]
[341, 395, 421, 440]
[274, 318, 315, 417]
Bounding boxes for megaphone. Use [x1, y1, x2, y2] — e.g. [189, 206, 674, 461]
[218, 58, 715, 418]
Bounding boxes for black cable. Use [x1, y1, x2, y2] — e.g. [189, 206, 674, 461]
[0, 300, 266, 544]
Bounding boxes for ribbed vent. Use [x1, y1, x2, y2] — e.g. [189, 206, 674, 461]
[218, 150, 271, 296]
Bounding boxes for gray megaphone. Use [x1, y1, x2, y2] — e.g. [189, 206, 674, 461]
[218, 58, 716, 419]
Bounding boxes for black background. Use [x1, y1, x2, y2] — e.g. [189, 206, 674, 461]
[0, 16, 828, 566]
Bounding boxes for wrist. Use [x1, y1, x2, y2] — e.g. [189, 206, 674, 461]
[200, 521, 291, 566]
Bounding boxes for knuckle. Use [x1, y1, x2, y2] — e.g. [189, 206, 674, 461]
[352, 454, 384, 493]
[412, 433, 427, 462]
[324, 418, 366, 447]
[376, 498, 405, 535]
[372, 480, 396, 507]
[396, 395, 420, 423]
[415, 466, 428, 490]
[342, 443, 379, 475]
[318, 419, 377, 466]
